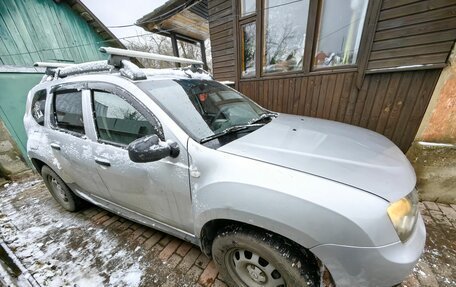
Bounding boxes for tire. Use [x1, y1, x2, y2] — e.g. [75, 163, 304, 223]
[41, 165, 82, 212]
[212, 226, 320, 287]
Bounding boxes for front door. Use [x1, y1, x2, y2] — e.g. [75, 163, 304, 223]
[86, 85, 192, 232]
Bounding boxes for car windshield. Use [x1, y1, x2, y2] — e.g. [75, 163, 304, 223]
[137, 79, 270, 142]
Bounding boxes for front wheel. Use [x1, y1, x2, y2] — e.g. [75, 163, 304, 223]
[211, 226, 320, 287]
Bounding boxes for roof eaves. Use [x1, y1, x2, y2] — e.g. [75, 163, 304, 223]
[136, 0, 200, 28]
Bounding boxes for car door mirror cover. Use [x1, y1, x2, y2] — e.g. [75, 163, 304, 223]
[127, 135, 179, 163]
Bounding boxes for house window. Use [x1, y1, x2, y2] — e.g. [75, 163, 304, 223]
[241, 0, 256, 16]
[262, 0, 310, 74]
[241, 22, 256, 78]
[313, 0, 369, 69]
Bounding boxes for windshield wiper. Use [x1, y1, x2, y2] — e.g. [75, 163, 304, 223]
[249, 112, 277, 124]
[200, 123, 265, 143]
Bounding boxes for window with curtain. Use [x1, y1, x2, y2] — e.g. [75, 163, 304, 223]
[313, 0, 369, 69]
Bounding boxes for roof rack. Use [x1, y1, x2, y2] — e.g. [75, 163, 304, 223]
[99, 47, 203, 66]
[34, 62, 75, 68]
[35, 47, 210, 82]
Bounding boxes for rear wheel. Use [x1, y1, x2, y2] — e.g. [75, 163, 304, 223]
[212, 226, 320, 287]
[41, 165, 82, 211]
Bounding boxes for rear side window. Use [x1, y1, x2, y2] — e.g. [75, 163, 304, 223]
[53, 91, 85, 135]
[31, 90, 47, 126]
[93, 91, 156, 146]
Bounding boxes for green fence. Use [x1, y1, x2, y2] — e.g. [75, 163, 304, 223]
[0, 71, 44, 165]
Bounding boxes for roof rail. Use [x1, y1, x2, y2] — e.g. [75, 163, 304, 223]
[99, 47, 203, 66]
[34, 62, 75, 68]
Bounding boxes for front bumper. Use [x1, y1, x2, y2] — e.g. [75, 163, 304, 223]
[310, 215, 426, 287]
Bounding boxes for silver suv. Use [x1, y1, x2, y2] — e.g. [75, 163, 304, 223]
[24, 52, 425, 287]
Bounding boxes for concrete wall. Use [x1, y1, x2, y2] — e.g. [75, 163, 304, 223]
[407, 44, 456, 204]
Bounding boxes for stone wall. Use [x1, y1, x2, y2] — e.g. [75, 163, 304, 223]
[0, 120, 30, 182]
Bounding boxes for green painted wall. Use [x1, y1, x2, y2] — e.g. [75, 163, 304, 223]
[0, 72, 44, 165]
[0, 0, 108, 65]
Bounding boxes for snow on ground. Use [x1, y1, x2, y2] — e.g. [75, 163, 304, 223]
[0, 179, 146, 287]
[1, 177, 455, 286]
[0, 178, 204, 287]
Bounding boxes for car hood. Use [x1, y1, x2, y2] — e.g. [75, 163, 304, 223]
[219, 114, 416, 202]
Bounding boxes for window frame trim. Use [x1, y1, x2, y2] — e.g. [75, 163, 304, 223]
[236, 0, 371, 80]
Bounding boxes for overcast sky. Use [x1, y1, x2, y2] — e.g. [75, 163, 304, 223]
[81, 0, 168, 41]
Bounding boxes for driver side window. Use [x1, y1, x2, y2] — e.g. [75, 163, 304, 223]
[92, 91, 157, 146]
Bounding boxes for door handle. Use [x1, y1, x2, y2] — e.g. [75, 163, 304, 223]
[95, 157, 111, 167]
[50, 143, 61, 151]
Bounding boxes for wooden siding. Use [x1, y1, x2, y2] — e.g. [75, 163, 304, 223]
[367, 0, 456, 71]
[0, 0, 108, 66]
[208, 0, 236, 81]
[239, 69, 441, 151]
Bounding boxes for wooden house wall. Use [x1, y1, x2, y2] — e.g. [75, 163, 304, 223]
[208, 0, 236, 81]
[208, 0, 454, 152]
[367, 0, 456, 71]
[0, 0, 108, 66]
[238, 69, 441, 152]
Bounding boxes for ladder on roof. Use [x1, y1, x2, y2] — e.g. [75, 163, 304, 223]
[34, 47, 207, 81]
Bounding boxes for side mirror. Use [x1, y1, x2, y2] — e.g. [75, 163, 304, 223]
[127, 135, 180, 163]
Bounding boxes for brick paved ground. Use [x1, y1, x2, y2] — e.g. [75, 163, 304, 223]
[0, 177, 455, 286]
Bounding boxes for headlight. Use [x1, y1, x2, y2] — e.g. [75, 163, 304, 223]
[387, 189, 419, 242]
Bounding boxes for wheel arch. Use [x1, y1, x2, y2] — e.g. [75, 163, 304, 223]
[199, 218, 315, 259]
[30, 157, 47, 173]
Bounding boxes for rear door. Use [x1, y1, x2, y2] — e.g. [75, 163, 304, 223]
[85, 82, 193, 232]
[46, 85, 111, 200]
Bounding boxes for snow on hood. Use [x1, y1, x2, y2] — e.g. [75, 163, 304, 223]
[219, 114, 416, 201]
